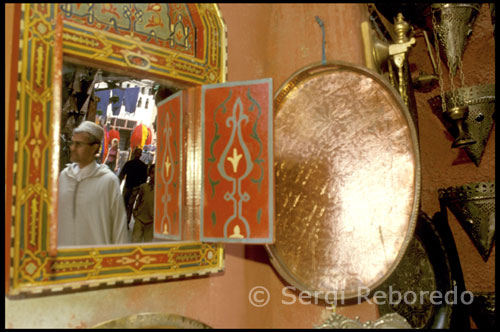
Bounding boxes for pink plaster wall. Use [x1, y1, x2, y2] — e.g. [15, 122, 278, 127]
[5, 3, 494, 329]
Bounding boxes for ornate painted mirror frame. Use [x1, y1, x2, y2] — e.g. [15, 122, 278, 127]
[5, 3, 227, 296]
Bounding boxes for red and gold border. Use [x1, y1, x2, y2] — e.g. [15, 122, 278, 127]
[61, 3, 227, 85]
[6, 3, 226, 297]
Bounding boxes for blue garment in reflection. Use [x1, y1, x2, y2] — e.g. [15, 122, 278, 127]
[111, 88, 125, 115]
[95, 89, 111, 121]
[123, 87, 140, 113]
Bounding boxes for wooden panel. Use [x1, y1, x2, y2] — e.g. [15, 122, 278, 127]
[155, 92, 184, 240]
[200, 79, 274, 243]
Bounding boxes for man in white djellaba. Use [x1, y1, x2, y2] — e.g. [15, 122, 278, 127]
[58, 121, 129, 246]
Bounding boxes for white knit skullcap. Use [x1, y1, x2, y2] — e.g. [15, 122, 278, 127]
[74, 121, 104, 143]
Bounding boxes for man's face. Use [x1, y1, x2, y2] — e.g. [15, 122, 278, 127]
[134, 149, 142, 159]
[70, 132, 99, 166]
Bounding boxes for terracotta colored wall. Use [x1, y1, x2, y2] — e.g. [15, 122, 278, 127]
[5, 3, 494, 329]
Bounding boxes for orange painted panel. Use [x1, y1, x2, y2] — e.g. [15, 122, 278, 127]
[154, 92, 183, 240]
[201, 79, 274, 243]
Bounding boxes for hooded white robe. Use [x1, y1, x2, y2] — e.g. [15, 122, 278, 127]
[58, 161, 129, 246]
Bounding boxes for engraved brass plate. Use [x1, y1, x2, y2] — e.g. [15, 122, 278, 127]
[266, 62, 420, 300]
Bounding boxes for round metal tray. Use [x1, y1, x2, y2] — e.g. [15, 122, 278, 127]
[266, 61, 421, 301]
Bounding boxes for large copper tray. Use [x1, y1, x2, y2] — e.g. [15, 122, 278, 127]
[266, 62, 421, 301]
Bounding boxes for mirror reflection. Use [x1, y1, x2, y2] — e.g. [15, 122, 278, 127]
[58, 60, 179, 247]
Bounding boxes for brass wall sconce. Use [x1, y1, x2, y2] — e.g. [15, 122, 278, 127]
[442, 92, 476, 148]
[439, 181, 495, 262]
[427, 4, 484, 151]
[429, 84, 495, 165]
[431, 3, 481, 77]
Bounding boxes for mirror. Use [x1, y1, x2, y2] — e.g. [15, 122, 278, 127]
[6, 3, 227, 296]
[58, 59, 177, 246]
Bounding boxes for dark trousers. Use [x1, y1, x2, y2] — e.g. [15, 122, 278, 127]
[123, 186, 140, 226]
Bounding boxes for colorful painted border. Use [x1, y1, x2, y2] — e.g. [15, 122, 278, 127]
[6, 3, 225, 297]
[61, 3, 227, 85]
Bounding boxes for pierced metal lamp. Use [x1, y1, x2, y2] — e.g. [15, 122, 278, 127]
[428, 3, 482, 150]
[438, 181, 495, 262]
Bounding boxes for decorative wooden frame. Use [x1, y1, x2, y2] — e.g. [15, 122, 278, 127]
[6, 3, 227, 297]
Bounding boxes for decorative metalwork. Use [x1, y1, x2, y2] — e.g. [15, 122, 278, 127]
[439, 181, 495, 261]
[315, 312, 412, 329]
[432, 84, 495, 165]
[431, 3, 481, 77]
[377, 236, 437, 328]
[429, 4, 484, 150]
[266, 61, 420, 301]
[92, 312, 212, 329]
[363, 6, 419, 131]
[388, 13, 416, 107]
[376, 211, 476, 328]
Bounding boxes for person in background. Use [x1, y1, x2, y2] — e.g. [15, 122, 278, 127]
[140, 139, 156, 166]
[58, 121, 128, 246]
[132, 164, 156, 242]
[104, 138, 120, 173]
[119, 147, 148, 228]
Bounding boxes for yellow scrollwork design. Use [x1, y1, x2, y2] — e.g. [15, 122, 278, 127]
[164, 156, 171, 177]
[35, 45, 45, 87]
[227, 148, 243, 173]
[29, 115, 43, 169]
[30, 198, 38, 246]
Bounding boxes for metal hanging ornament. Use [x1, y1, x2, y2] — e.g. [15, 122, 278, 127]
[439, 181, 495, 262]
[429, 4, 483, 150]
[431, 3, 481, 77]
[448, 84, 494, 165]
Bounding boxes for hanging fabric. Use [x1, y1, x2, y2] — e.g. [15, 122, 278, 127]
[145, 126, 152, 146]
[109, 128, 120, 143]
[130, 124, 148, 149]
[123, 87, 140, 113]
[111, 88, 125, 115]
[95, 89, 111, 123]
[81, 70, 100, 120]
[100, 124, 110, 163]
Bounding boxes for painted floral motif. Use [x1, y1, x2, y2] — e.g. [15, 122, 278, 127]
[202, 80, 273, 243]
[60, 4, 195, 55]
[155, 92, 183, 240]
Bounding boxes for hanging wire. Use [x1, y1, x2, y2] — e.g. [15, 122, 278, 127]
[432, 7, 448, 112]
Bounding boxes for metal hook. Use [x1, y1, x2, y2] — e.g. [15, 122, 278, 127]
[315, 16, 326, 65]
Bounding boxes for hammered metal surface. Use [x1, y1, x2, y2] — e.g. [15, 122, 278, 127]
[269, 63, 418, 299]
